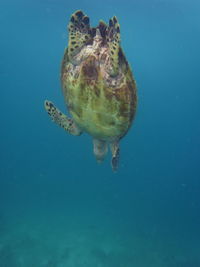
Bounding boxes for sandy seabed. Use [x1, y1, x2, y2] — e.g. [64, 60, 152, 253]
[0, 211, 199, 267]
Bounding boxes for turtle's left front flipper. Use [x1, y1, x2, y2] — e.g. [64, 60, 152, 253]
[44, 100, 82, 136]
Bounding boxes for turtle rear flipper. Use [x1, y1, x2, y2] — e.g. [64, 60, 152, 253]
[93, 139, 108, 163]
[107, 16, 120, 76]
[68, 10, 92, 62]
[44, 100, 82, 136]
[110, 141, 120, 171]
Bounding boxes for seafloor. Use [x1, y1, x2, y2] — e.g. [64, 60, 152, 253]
[0, 213, 199, 267]
[0, 174, 199, 267]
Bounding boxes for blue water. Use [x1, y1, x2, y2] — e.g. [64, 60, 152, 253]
[1, 0, 200, 266]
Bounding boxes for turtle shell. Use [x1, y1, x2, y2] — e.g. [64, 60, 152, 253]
[61, 12, 137, 142]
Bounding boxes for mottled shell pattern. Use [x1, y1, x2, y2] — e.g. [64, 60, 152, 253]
[61, 10, 137, 141]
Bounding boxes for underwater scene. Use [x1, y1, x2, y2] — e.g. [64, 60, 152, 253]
[0, 0, 200, 266]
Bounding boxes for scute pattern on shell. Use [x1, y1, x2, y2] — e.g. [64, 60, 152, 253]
[60, 11, 137, 141]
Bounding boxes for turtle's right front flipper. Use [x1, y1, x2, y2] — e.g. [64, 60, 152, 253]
[107, 16, 120, 76]
[44, 100, 82, 136]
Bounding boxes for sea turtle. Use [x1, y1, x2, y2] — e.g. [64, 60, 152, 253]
[44, 10, 137, 171]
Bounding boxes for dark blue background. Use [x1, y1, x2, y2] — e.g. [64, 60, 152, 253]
[0, 0, 200, 266]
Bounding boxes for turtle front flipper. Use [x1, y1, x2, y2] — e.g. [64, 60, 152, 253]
[110, 141, 120, 172]
[44, 100, 82, 136]
[68, 10, 92, 62]
[107, 16, 120, 76]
